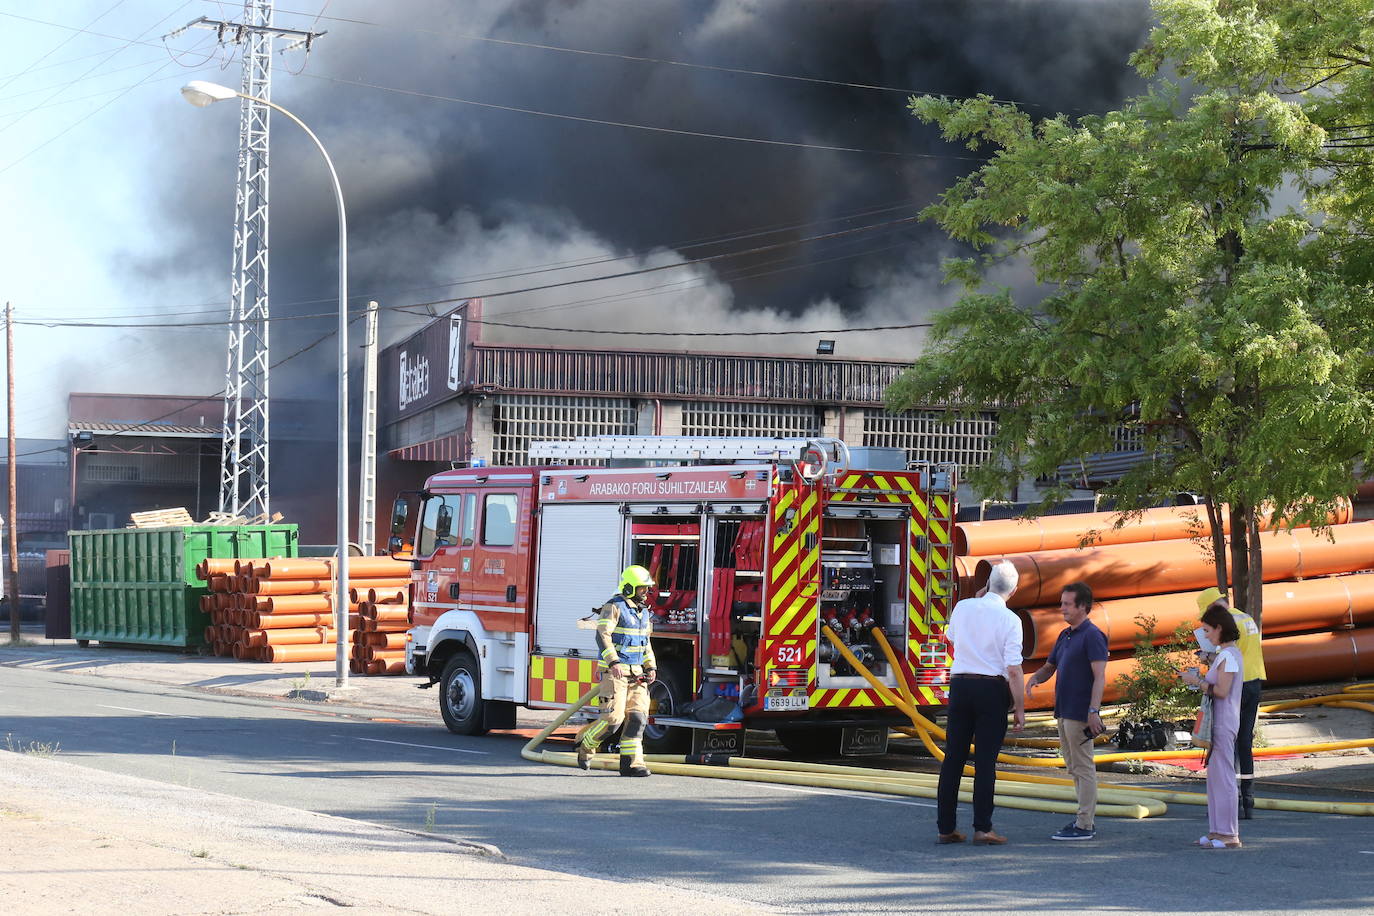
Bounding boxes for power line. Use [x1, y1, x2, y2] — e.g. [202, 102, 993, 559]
[266, 3, 1051, 111]
[0, 0, 129, 94]
[29, 200, 923, 323]
[0, 65, 218, 121]
[301, 72, 977, 161]
[23, 213, 922, 328]
[472, 317, 934, 337]
[12, 320, 349, 461]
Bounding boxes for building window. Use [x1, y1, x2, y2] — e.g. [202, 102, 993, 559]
[680, 402, 821, 438]
[489, 394, 636, 466]
[861, 409, 999, 473]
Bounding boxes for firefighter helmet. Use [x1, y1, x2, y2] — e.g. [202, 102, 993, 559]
[619, 565, 655, 597]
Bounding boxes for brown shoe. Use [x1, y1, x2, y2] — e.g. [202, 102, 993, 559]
[936, 831, 966, 845]
[575, 745, 592, 771]
[972, 830, 1008, 846]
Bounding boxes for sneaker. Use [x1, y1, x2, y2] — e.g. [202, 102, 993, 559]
[1051, 825, 1095, 841]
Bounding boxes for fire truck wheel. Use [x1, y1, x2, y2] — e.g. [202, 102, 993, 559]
[643, 664, 692, 754]
[773, 726, 842, 758]
[439, 652, 489, 736]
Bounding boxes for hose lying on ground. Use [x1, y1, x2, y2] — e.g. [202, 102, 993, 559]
[520, 638, 1373, 818]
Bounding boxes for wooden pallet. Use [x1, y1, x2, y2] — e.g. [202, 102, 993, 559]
[128, 507, 195, 528]
[201, 510, 285, 526]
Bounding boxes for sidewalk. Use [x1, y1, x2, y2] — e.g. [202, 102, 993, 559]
[0, 752, 771, 916]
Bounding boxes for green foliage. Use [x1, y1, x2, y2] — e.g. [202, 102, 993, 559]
[892, 0, 1374, 622]
[1113, 615, 1199, 723]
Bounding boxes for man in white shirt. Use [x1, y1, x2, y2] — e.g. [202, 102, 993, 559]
[935, 560, 1026, 846]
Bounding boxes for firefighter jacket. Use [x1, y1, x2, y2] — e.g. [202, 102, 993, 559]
[595, 594, 656, 669]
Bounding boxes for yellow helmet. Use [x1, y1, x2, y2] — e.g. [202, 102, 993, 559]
[619, 565, 655, 596]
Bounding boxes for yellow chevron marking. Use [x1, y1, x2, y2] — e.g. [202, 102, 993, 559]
[770, 538, 799, 585]
[912, 493, 927, 518]
[772, 595, 806, 637]
[931, 549, 950, 571]
[934, 495, 950, 517]
[851, 692, 876, 709]
[789, 609, 817, 638]
[929, 517, 948, 542]
[911, 550, 927, 576]
[775, 488, 796, 516]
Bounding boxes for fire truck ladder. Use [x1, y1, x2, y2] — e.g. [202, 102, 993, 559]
[529, 436, 851, 475]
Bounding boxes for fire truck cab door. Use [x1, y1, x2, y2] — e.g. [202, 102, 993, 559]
[413, 491, 469, 625]
[469, 489, 527, 632]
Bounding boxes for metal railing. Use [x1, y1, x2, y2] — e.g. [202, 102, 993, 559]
[471, 344, 908, 405]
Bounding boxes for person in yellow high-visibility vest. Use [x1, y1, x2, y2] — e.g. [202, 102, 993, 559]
[1196, 587, 1266, 819]
[575, 565, 657, 777]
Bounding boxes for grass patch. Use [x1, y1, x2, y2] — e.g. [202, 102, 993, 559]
[191, 848, 209, 858]
[424, 803, 437, 831]
[4, 733, 60, 757]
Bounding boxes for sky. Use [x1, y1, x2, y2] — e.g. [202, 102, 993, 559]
[0, 0, 1152, 447]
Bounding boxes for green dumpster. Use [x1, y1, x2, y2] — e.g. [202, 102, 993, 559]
[69, 524, 299, 649]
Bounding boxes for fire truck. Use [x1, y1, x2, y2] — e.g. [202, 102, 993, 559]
[390, 436, 958, 757]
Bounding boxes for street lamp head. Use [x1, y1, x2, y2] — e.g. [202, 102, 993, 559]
[180, 80, 238, 108]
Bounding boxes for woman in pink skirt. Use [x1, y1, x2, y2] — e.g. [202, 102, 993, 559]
[1180, 602, 1244, 849]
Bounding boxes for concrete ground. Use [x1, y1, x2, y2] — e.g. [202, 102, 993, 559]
[1, 631, 1371, 914]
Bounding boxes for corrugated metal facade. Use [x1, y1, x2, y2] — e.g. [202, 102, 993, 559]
[471, 345, 903, 404]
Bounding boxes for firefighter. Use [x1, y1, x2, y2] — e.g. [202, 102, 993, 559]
[575, 565, 658, 777]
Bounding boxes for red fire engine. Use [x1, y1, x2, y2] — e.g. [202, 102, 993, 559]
[391, 436, 958, 756]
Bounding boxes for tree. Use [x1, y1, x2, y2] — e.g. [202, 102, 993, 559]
[888, 0, 1374, 627]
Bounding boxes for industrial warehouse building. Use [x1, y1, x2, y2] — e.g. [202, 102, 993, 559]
[377, 300, 1096, 514]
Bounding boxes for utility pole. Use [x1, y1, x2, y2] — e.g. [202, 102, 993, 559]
[6, 302, 19, 642]
[357, 300, 379, 555]
[170, 3, 324, 519]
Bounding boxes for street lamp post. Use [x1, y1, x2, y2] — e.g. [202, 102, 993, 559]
[182, 80, 353, 688]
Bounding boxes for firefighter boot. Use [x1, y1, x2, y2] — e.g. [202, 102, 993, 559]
[620, 755, 651, 777]
[576, 744, 592, 771]
[1239, 780, 1255, 819]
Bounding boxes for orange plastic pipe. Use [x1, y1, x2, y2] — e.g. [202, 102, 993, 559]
[255, 557, 411, 580]
[1025, 626, 1374, 710]
[261, 594, 335, 614]
[264, 644, 340, 663]
[348, 580, 412, 602]
[197, 559, 240, 580]
[367, 588, 409, 605]
[244, 627, 335, 648]
[978, 522, 1374, 608]
[957, 501, 1354, 557]
[366, 632, 410, 650]
[1020, 573, 1374, 656]
[363, 606, 411, 623]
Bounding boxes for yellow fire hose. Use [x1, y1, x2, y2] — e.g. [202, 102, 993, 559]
[519, 634, 1373, 818]
[519, 683, 1162, 818]
[848, 627, 1374, 816]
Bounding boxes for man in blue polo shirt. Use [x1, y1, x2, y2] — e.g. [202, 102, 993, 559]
[1024, 581, 1108, 840]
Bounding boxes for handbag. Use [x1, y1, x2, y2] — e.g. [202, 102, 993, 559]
[1191, 693, 1213, 749]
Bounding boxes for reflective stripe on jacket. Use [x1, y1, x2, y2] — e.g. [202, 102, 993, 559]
[596, 594, 655, 667]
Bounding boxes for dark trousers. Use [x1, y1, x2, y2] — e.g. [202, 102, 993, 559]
[1236, 678, 1262, 780]
[937, 677, 1010, 834]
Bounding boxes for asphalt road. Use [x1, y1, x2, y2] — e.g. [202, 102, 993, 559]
[1, 665, 1370, 914]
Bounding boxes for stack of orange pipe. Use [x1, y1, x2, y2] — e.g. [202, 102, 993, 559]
[350, 588, 412, 676]
[196, 555, 411, 663]
[952, 502, 1374, 710]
